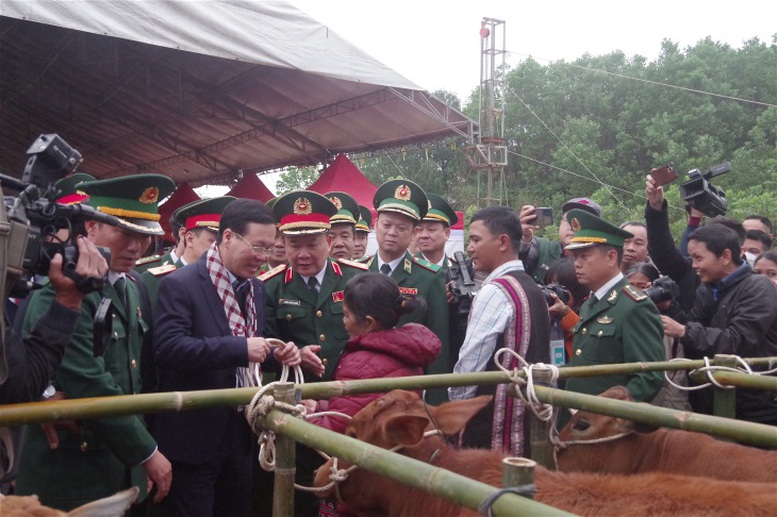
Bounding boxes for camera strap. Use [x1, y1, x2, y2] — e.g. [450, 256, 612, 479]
[0, 183, 10, 384]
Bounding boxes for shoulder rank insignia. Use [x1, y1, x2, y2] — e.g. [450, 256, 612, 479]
[258, 263, 288, 282]
[337, 257, 369, 271]
[365, 256, 375, 268]
[147, 264, 177, 277]
[597, 316, 613, 324]
[412, 256, 440, 272]
[135, 254, 161, 266]
[607, 289, 618, 302]
[623, 284, 647, 302]
[331, 261, 343, 276]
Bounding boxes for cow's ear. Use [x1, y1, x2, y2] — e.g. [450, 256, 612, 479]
[428, 395, 493, 435]
[383, 414, 430, 447]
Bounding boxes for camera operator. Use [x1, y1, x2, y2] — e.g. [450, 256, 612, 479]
[0, 236, 108, 404]
[544, 257, 588, 363]
[625, 263, 691, 411]
[661, 224, 777, 425]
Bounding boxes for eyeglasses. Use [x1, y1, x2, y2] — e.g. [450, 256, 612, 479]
[234, 232, 272, 256]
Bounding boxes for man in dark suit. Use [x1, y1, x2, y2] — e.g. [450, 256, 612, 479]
[152, 199, 302, 517]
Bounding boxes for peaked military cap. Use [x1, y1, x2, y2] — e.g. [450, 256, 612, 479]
[564, 209, 634, 250]
[265, 196, 278, 211]
[174, 196, 236, 232]
[54, 172, 95, 205]
[562, 197, 602, 217]
[272, 190, 337, 235]
[355, 205, 372, 233]
[373, 179, 428, 221]
[79, 174, 175, 235]
[325, 191, 359, 225]
[423, 193, 458, 227]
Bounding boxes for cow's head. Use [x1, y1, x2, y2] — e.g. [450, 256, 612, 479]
[313, 390, 492, 511]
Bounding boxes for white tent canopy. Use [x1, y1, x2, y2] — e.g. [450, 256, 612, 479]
[0, 0, 475, 184]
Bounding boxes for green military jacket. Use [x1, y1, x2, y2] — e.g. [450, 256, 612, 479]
[367, 252, 450, 403]
[133, 248, 175, 275]
[16, 276, 156, 510]
[261, 258, 367, 381]
[414, 252, 453, 273]
[565, 277, 665, 402]
[530, 237, 562, 284]
[141, 258, 184, 318]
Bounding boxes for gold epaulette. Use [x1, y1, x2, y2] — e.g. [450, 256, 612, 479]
[623, 284, 647, 302]
[337, 257, 369, 270]
[147, 264, 177, 277]
[259, 263, 288, 282]
[135, 254, 161, 266]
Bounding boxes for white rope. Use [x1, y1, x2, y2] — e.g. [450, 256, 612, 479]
[493, 348, 559, 422]
[663, 355, 773, 391]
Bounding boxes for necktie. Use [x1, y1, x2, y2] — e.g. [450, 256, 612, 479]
[113, 276, 128, 308]
[380, 263, 392, 276]
[233, 280, 249, 317]
[307, 276, 319, 294]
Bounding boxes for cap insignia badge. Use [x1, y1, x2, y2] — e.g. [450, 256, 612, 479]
[571, 217, 582, 232]
[139, 187, 159, 204]
[395, 184, 411, 201]
[329, 196, 342, 210]
[294, 197, 312, 215]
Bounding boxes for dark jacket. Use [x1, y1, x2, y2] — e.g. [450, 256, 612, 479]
[310, 323, 441, 434]
[644, 201, 700, 312]
[683, 264, 777, 424]
[153, 254, 276, 464]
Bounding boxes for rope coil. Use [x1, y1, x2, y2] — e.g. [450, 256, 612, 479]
[664, 355, 776, 391]
[494, 348, 559, 422]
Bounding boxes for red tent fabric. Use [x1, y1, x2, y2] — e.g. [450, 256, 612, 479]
[307, 154, 378, 213]
[227, 173, 275, 202]
[158, 182, 200, 241]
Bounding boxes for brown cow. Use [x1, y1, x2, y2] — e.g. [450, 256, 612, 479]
[556, 385, 777, 482]
[0, 487, 138, 517]
[313, 390, 777, 517]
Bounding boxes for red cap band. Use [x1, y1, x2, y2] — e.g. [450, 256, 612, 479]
[186, 213, 221, 230]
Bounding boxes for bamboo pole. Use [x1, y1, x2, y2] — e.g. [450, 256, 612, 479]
[503, 457, 536, 499]
[712, 355, 737, 420]
[532, 385, 777, 448]
[258, 407, 571, 516]
[689, 370, 777, 391]
[528, 367, 553, 468]
[271, 383, 296, 517]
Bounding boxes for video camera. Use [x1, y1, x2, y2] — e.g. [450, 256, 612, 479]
[0, 134, 118, 297]
[448, 251, 478, 307]
[643, 276, 680, 306]
[678, 162, 730, 217]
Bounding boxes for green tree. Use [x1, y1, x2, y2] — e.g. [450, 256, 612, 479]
[275, 165, 320, 195]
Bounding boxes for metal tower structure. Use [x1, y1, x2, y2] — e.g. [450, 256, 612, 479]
[463, 18, 507, 206]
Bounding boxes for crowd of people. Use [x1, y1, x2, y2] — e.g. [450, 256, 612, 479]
[0, 169, 775, 517]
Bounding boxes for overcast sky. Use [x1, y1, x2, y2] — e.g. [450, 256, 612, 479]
[287, 0, 776, 101]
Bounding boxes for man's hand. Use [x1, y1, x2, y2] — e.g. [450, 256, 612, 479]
[40, 391, 81, 450]
[247, 337, 271, 363]
[547, 292, 570, 318]
[50, 236, 109, 310]
[300, 345, 325, 377]
[645, 175, 665, 211]
[518, 205, 538, 243]
[273, 341, 302, 367]
[661, 315, 686, 338]
[142, 450, 172, 503]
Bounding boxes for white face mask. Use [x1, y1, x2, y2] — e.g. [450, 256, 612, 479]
[744, 251, 758, 267]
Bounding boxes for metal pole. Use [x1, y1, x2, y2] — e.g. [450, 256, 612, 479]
[712, 355, 737, 420]
[503, 457, 536, 499]
[271, 383, 296, 517]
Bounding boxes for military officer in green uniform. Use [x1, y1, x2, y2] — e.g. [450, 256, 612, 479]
[16, 174, 175, 511]
[258, 196, 288, 275]
[260, 190, 367, 382]
[415, 193, 458, 271]
[367, 179, 450, 402]
[142, 196, 235, 317]
[325, 191, 359, 261]
[563, 208, 665, 405]
[353, 204, 372, 260]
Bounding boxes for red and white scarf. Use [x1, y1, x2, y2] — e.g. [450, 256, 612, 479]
[206, 241, 258, 387]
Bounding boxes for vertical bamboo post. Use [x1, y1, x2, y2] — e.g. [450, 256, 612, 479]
[713, 355, 737, 420]
[528, 366, 553, 468]
[502, 457, 536, 499]
[272, 383, 296, 517]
